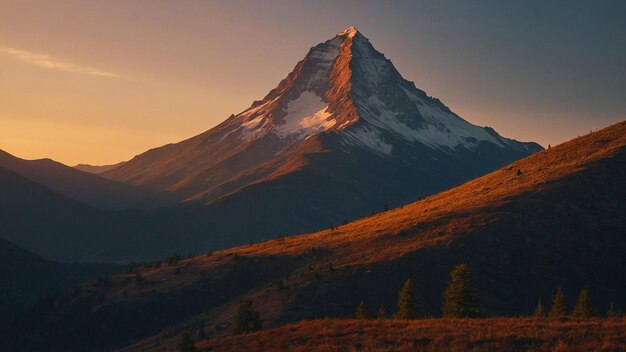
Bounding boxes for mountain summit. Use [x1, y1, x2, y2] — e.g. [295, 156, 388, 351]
[230, 26, 533, 154]
[100, 27, 541, 254]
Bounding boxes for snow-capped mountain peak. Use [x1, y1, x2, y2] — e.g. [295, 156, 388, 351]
[227, 27, 533, 155]
[103, 26, 541, 218]
[337, 26, 359, 38]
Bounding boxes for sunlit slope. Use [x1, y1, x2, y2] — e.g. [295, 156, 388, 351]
[200, 318, 626, 352]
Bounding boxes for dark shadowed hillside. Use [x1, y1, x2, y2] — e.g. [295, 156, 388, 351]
[0, 150, 152, 211]
[0, 166, 157, 262]
[0, 237, 118, 324]
[2, 121, 623, 352]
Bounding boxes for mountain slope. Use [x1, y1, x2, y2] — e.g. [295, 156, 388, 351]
[0, 165, 153, 262]
[0, 237, 118, 323]
[98, 27, 540, 251]
[6, 121, 623, 352]
[0, 150, 151, 210]
[73, 162, 126, 174]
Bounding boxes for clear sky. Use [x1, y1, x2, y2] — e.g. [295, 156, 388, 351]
[1, 0, 624, 165]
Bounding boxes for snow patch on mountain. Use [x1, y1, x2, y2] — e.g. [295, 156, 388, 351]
[275, 91, 335, 138]
[240, 97, 278, 119]
[342, 125, 393, 155]
[304, 37, 342, 89]
[337, 32, 510, 154]
[234, 26, 532, 156]
[239, 97, 278, 140]
[241, 119, 270, 140]
[401, 88, 504, 147]
[353, 89, 505, 151]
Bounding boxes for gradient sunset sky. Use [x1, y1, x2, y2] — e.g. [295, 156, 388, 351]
[1, 0, 624, 165]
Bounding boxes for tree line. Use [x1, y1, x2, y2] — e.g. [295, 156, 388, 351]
[355, 264, 619, 320]
[356, 263, 480, 320]
[533, 287, 619, 319]
[176, 263, 622, 351]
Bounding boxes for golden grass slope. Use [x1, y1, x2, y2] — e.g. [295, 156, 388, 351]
[115, 121, 626, 351]
[200, 317, 626, 352]
[219, 121, 626, 263]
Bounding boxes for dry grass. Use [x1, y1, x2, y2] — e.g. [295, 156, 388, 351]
[118, 121, 626, 350]
[215, 121, 626, 264]
[200, 317, 626, 352]
[128, 122, 625, 280]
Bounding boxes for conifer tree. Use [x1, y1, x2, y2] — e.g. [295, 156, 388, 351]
[176, 330, 197, 352]
[442, 264, 480, 318]
[234, 299, 262, 334]
[571, 288, 593, 318]
[533, 299, 545, 317]
[607, 302, 618, 319]
[549, 287, 567, 317]
[355, 300, 368, 319]
[395, 279, 419, 319]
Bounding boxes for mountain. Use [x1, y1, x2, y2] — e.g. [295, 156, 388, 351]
[0, 237, 118, 323]
[74, 161, 126, 174]
[0, 165, 154, 262]
[1, 27, 540, 262]
[0, 150, 151, 210]
[5, 121, 622, 352]
[101, 27, 541, 245]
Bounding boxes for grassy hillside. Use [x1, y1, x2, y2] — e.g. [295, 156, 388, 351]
[3, 121, 624, 352]
[198, 318, 626, 352]
[0, 237, 118, 323]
